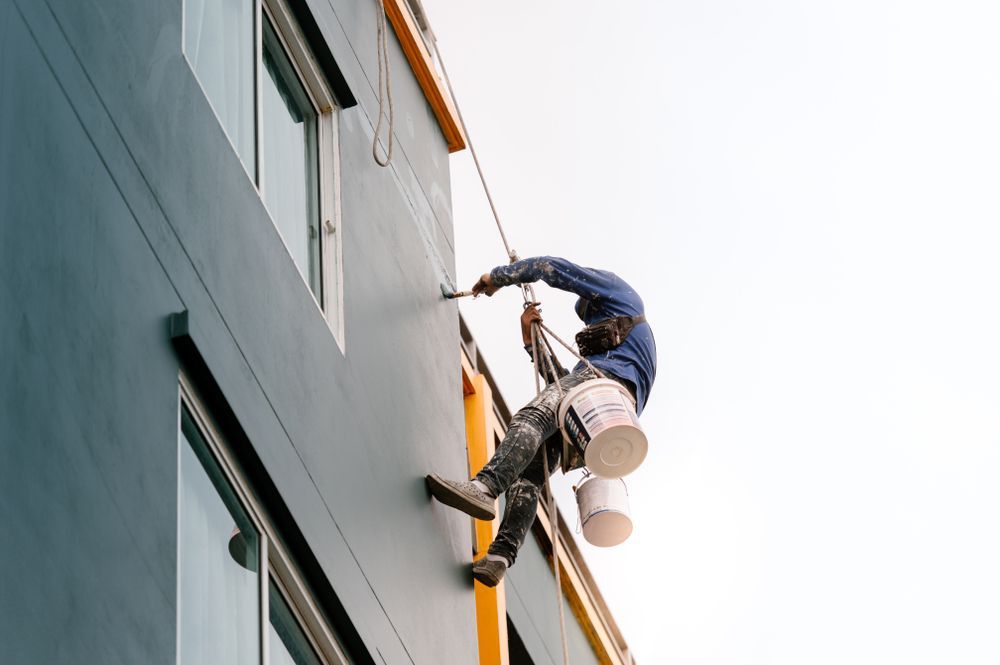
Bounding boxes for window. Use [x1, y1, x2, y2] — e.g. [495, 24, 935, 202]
[178, 408, 261, 665]
[269, 579, 324, 665]
[261, 17, 321, 297]
[178, 380, 349, 665]
[184, 0, 256, 173]
[184, 0, 345, 347]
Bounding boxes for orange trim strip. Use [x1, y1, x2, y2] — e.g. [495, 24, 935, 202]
[461, 353, 477, 397]
[383, 0, 468, 152]
[463, 363, 509, 665]
[461, 347, 634, 664]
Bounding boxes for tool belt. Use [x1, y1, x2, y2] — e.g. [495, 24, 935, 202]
[575, 314, 646, 356]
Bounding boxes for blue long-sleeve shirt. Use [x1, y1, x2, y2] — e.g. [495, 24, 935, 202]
[491, 257, 656, 414]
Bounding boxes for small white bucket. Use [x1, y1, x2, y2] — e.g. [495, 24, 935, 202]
[576, 476, 633, 547]
[558, 378, 647, 478]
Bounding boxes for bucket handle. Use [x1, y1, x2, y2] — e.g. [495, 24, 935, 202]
[571, 469, 594, 534]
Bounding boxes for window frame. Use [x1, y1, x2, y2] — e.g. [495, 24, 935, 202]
[178, 375, 350, 665]
[182, 0, 259, 183]
[261, 0, 346, 350]
[183, 0, 346, 351]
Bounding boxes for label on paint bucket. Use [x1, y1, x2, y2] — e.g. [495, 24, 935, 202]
[565, 391, 638, 448]
[564, 404, 592, 451]
[575, 391, 639, 430]
[559, 378, 648, 477]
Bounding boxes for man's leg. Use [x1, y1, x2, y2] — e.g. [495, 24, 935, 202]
[475, 368, 594, 498]
[425, 368, 593, 524]
[487, 435, 561, 566]
[472, 435, 561, 587]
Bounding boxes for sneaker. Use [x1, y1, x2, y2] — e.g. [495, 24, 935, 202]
[472, 557, 508, 587]
[425, 474, 496, 521]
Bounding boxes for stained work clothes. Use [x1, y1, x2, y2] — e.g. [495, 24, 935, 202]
[490, 256, 657, 414]
[475, 368, 590, 563]
[476, 256, 657, 565]
[477, 368, 637, 564]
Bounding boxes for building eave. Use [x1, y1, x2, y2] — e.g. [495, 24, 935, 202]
[384, 0, 468, 153]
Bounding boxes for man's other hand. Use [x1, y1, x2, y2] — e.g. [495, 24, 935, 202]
[520, 303, 542, 346]
[472, 272, 500, 297]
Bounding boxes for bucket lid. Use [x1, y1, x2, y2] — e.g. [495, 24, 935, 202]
[585, 424, 648, 478]
[558, 378, 645, 475]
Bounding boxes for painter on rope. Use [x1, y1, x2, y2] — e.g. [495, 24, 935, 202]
[427, 256, 657, 587]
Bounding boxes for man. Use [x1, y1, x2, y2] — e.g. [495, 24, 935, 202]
[427, 256, 656, 586]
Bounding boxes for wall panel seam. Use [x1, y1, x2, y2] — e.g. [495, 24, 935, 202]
[15, 1, 417, 660]
[8, 0, 182, 612]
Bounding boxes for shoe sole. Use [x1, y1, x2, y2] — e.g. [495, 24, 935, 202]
[425, 474, 496, 521]
[472, 564, 503, 587]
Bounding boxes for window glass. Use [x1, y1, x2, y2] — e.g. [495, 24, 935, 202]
[179, 408, 261, 665]
[269, 579, 324, 665]
[261, 17, 322, 298]
[184, 0, 256, 174]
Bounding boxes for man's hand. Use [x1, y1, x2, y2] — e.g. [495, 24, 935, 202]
[471, 272, 500, 297]
[520, 303, 542, 346]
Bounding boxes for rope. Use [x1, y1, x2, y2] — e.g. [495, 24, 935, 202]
[428, 25, 572, 665]
[427, 28, 517, 263]
[372, 0, 394, 167]
[538, 327, 567, 378]
[531, 323, 571, 665]
[537, 322, 607, 379]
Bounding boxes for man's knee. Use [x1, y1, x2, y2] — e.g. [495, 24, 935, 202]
[508, 411, 555, 446]
[507, 476, 540, 500]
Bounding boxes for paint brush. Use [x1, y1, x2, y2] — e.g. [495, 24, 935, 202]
[440, 284, 476, 299]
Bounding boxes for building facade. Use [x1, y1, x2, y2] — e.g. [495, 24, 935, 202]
[0, 0, 635, 662]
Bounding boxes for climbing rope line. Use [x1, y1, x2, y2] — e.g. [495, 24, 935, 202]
[426, 27, 518, 263]
[538, 321, 606, 379]
[427, 26, 572, 664]
[539, 333, 566, 379]
[531, 323, 571, 665]
[372, 0, 394, 167]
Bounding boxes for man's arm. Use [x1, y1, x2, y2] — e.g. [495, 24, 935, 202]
[486, 256, 620, 301]
[470, 257, 618, 299]
[471, 256, 645, 320]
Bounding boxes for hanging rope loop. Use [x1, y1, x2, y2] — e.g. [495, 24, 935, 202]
[372, 0, 394, 167]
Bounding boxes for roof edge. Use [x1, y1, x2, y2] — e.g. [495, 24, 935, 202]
[383, 0, 467, 152]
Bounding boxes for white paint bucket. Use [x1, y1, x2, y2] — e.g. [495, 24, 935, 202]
[576, 477, 633, 547]
[558, 378, 647, 478]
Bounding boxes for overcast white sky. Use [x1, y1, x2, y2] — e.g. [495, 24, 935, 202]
[421, 1, 1000, 662]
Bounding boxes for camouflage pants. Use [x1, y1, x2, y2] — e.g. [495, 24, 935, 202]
[476, 367, 632, 565]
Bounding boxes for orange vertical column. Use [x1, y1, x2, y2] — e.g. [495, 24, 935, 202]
[463, 357, 509, 665]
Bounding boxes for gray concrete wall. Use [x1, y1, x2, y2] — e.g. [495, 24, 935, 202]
[0, 0, 476, 662]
